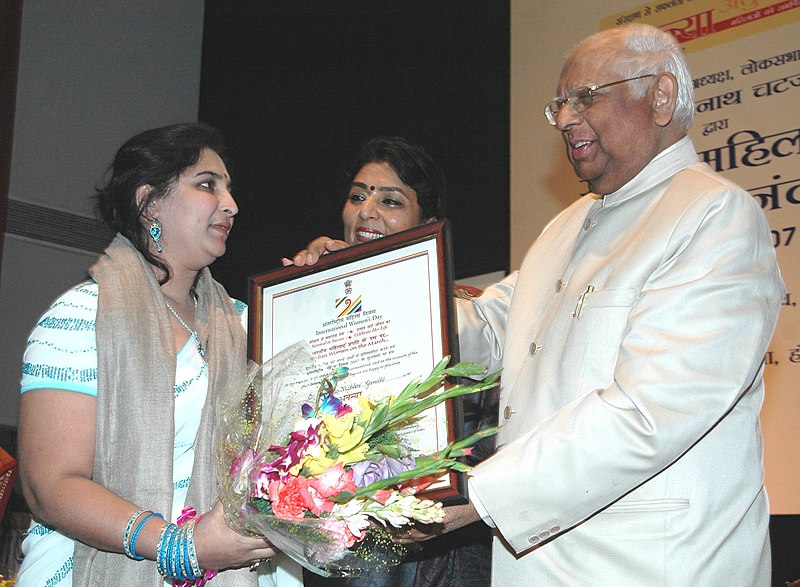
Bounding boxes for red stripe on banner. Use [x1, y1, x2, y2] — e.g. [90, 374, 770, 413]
[659, 1, 800, 44]
[714, 0, 800, 34]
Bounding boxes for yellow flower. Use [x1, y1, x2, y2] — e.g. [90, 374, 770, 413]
[322, 413, 365, 454]
[301, 452, 337, 476]
[356, 395, 374, 427]
[334, 441, 369, 466]
[302, 442, 369, 476]
[299, 413, 371, 476]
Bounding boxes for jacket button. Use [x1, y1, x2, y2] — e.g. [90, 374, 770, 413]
[556, 279, 564, 292]
[550, 525, 561, 534]
[503, 406, 513, 420]
[528, 534, 540, 545]
[583, 218, 593, 231]
[529, 342, 540, 355]
[539, 530, 550, 539]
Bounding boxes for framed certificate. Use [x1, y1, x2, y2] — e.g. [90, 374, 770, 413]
[248, 220, 468, 503]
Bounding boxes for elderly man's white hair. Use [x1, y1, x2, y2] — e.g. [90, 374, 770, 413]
[562, 24, 695, 131]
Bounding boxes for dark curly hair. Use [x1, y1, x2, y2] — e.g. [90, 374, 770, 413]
[94, 122, 230, 282]
[346, 137, 445, 220]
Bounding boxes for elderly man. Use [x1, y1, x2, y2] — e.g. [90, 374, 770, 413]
[449, 23, 784, 585]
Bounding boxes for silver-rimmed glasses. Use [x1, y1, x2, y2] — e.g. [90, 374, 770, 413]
[544, 74, 656, 125]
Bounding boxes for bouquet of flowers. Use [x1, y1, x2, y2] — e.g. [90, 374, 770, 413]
[217, 342, 499, 577]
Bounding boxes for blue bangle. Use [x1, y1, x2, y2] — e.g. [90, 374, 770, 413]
[186, 522, 202, 578]
[166, 524, 179, 579]
[178, 527, 191, 580]
[169, 525, 183, 580]
[154, 520, 203, 581]
[128, 511, 164, 561]
[155, 525, 168, 575]
[170, 527, 184, 581]
[156, 523, 179, 577]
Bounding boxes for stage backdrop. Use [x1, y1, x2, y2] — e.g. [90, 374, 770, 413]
[602, 0, 800, 514]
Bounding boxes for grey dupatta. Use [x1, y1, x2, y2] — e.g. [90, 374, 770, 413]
[73, 234, 256, 586]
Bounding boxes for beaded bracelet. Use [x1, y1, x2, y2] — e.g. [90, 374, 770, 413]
[169, 522, 185, 581]
[156, 522, 180, 578]
[185, 521, 202, 578]
[128, 511, 164, 561]
[179, 527, 192, 580]
[122, 509, 146, 559]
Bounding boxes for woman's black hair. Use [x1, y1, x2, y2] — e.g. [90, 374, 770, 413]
[94, 122, 230, 282]
[346, 137, 445, 220]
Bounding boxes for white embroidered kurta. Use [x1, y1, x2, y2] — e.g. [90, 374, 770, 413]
[458, 138, 784, 585]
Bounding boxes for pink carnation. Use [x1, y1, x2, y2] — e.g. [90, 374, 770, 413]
[268, 477, 310, 519]
[310, 463, 357, 498]
[327, 517, 367, 548]
[300, 463, 357, 516]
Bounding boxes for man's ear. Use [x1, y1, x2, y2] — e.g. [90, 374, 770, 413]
[653, 72, 678, 127]
[136, 185, 155, 218]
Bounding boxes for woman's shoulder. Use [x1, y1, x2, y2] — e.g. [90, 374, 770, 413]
[31, 280, 98, 333]
[20, 279, 99, 396]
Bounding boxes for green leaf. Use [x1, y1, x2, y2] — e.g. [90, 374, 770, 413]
[372, 443, 409, 459]
[450, 427, 499, 452]
[332, 490, 356, 501]
[449, 462, 472, 472]
[443, 362, 490, 378]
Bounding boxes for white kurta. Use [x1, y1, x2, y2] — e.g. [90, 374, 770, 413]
[458, 138, 784, 585]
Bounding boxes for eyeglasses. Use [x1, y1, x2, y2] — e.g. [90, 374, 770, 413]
[544, 74, 656, 126]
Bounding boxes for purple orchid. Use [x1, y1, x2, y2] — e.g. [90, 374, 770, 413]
[302, 391, 353, 419]
[256, 421, 322, 485]
[302, 366, 351, 418]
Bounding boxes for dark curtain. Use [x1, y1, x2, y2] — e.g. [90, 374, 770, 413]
[199, 0, 510, 300]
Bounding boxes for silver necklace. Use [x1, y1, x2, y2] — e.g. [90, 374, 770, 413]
[165, 298, 205, 359]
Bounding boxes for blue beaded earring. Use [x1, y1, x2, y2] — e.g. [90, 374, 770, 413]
[149, 220, 163, 253]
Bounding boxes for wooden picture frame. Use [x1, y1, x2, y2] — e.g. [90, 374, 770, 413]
[248, 220, 468, 503]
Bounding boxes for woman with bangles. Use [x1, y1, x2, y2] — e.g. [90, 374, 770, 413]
[16, 123, 302, 587]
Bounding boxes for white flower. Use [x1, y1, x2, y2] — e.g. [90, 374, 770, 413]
[337, 492, 445, 529]
[331, 498, 372, 535]
[369, 506, 411, 528]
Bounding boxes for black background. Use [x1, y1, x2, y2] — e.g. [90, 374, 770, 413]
[199, 0, 510, 300]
